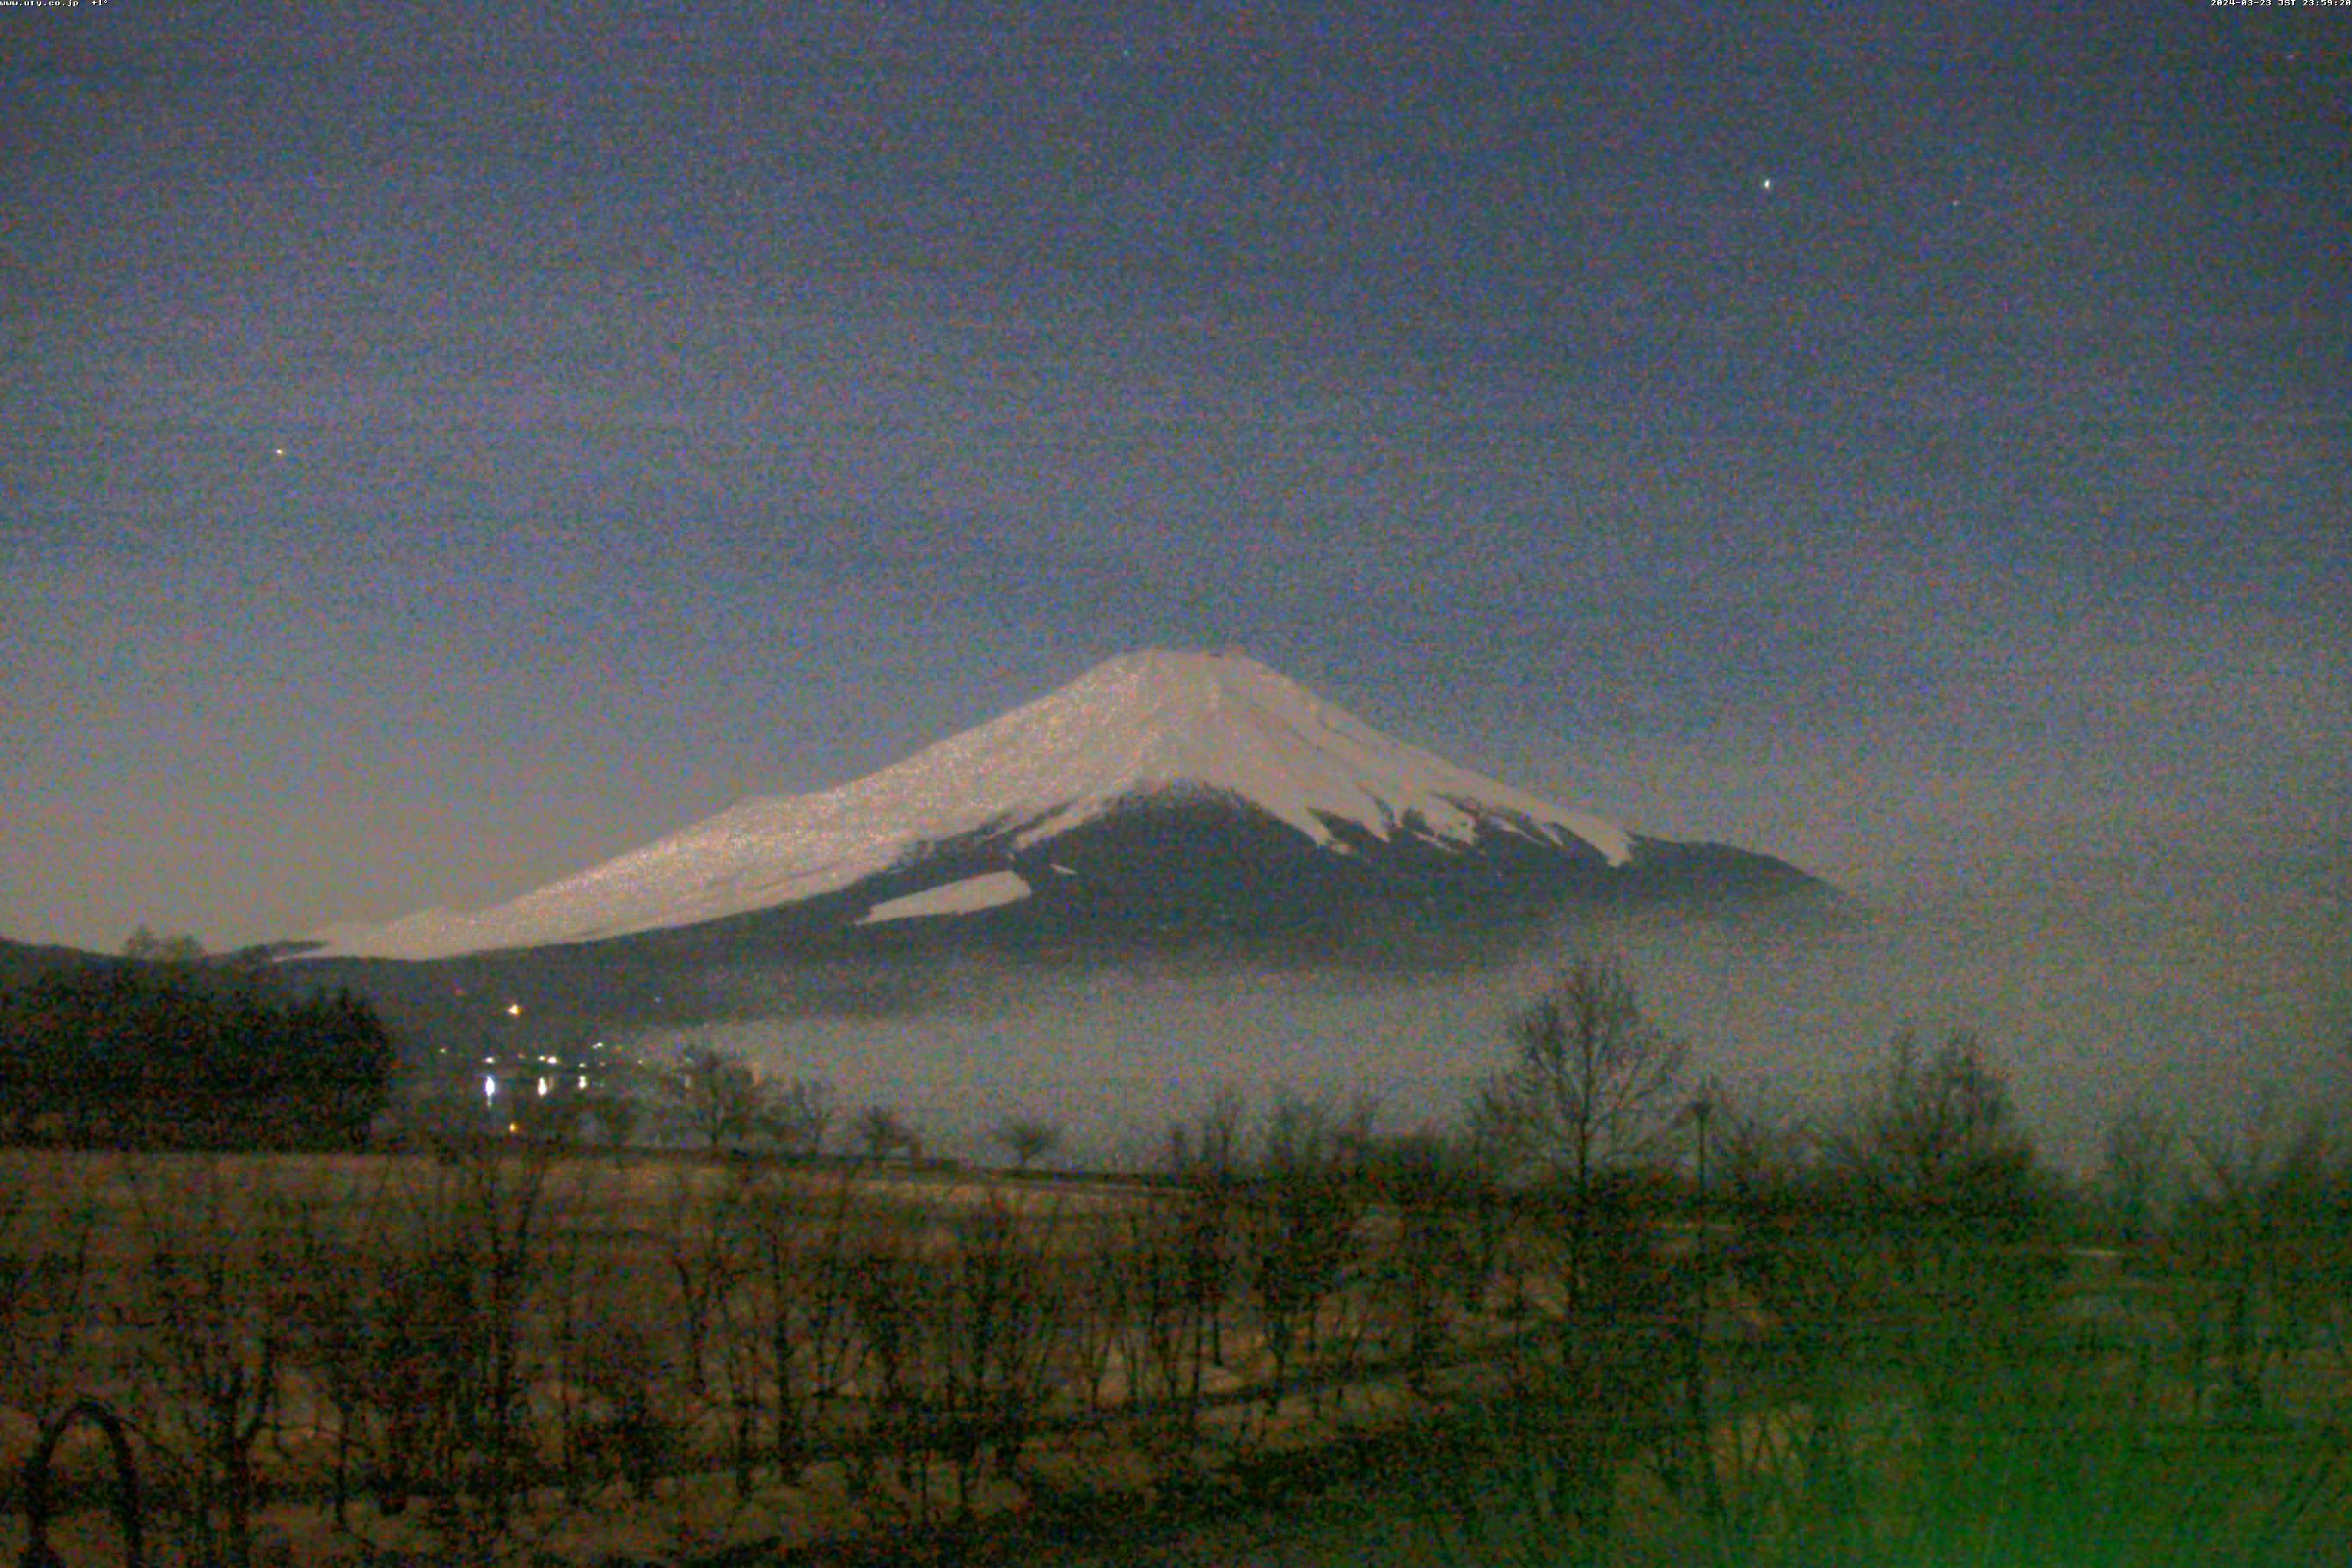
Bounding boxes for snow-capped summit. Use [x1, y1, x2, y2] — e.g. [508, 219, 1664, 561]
[311, 649, 1821, 963]
[906, 648, 1633, 862]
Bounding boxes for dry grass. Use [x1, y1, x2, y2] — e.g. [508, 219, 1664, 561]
[0, 1146, 1517, 1564]
[8, 1146, 2347, 1566]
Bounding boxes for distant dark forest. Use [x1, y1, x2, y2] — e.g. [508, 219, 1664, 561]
[0, 934, 393, 1149]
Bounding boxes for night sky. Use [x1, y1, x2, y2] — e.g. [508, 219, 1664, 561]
[5, 2, 2346, 978]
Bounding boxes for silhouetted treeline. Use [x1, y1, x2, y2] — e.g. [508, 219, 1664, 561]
[0, 952, 394, 1149]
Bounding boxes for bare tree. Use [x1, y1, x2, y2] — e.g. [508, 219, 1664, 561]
[1113, 1187, 1225, 1442]
[728, 1163, 864, 1485]
[2100, 1104, 2178, 1247]
[1361, 1130, 1489, 1390]
[1160, 1089, 1249, 1368]
[1479, 954, 1687, 1194]
[1822, 1030, 2055, 1547]
[991, 1116, 1062, 1173]
[1244, 1094, 1370, 1416]
[583, 1086, 642, 1155]
[664, 1044, 771, 1152]
[925, 1194, 1070, 1514]
[1155, 1085, 1246, 1178]
[769, 1076, 835, 1159]
[359, 1129, 563, 1551]
[1059, 1220, 1130, 1416]
[0, 1155, 103, 1442]
[856, 1103, 921, 1162]
[576, 1055, 654, 1158]
[2180, 1109, 2338, 1422]
[122, 1157, 296, 1568]
[657, 1165, 743, 1423]
[1827, 1030, 2039, 1224]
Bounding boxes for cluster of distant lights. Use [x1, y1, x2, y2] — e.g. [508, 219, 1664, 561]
[474, 998, 604, 1103]
[480, 1065, 592, 1100]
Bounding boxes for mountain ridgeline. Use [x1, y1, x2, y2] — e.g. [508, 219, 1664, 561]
[285, 652, 1844, 1046]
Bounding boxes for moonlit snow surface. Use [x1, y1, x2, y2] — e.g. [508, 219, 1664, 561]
[857, 871, 1033, 926]
[312, 649, 1633, 960]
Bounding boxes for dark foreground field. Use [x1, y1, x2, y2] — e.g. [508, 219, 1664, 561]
[4, 1137, 2348, 1567]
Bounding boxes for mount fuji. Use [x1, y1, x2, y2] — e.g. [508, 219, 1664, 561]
[305, 649, 1835, 973]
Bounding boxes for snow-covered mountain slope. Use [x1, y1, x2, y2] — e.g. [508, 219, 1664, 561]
[310, 649, 1773, 962]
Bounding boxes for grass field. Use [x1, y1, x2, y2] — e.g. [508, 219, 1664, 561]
[4, 1141, 2347, 1566]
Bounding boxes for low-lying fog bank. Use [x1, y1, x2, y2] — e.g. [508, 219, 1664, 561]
[648, 840, 2346, 1173]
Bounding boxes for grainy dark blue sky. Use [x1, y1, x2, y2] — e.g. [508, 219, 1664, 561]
[3, 0, 2345, 953]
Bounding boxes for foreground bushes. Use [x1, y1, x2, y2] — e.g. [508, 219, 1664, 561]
[5, 976, 2348, 1565]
